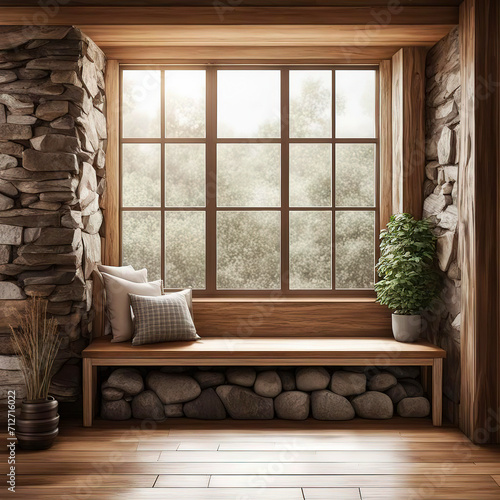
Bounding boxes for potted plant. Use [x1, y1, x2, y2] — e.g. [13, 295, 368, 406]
[10, 297, 61, 450]
[375, 213, 441, 342]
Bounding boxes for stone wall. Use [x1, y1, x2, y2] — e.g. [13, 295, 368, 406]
[0, 26, 106, 418]
[100, 366, 431, 421]
[423, 26, 461, 423]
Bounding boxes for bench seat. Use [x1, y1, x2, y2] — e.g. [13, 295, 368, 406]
[82, 335, 446, 427]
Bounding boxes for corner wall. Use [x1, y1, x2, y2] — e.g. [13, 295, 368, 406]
[0, 26, 106, 417]
[423, 26, 461, 423]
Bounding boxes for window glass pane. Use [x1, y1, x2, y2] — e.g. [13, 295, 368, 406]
[335, 211, 375, 289]
[122, 144, 161, 208]
[290, 144, 331, 207]
[336, 70, 376, 139]
[165, 144, 205, 207]
[217, 70, 280, 138]
[289, 211, 332, 289]
[122, 70, 161, 138]
[165, 70, 206, 138]
[290, 70, 332, 138]
[217, 211, 280, 289]
[165, 212, 205, 289]
[122, 211, 161, 280]
[217, 144, 280, 207]
[335, 144, 375, 207]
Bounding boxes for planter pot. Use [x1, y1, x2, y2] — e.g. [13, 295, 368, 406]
[392, 314, 422, 343]
[16, 397, 59, 450]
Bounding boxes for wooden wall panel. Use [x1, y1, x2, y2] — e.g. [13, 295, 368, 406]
[459, 0, 500, 444]
[192, 300, 392, 338]
[379, 59, 392, 228]
[0, 6, 459, 26]
[391, 47, 426, 219]
[102, 60, 120, 266]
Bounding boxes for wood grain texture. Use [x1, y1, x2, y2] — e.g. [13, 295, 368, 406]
[433, 358, 443, 426]
[0, 6, 459, 25]
[83, 336, 446, 360]
[192, 300, 391, 337]
[391, 47, 427, 219]
[379, 59, 392, 228]
[459, 0, 500, 444]
[105, 45, 400, 63]
[102, 60, 120, 266]
[80, 24, 454, 47]
[7, 418, 499, 497]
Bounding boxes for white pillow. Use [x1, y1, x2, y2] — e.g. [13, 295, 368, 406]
[101, 272, 163, 343]
[97, 264, 147, 283]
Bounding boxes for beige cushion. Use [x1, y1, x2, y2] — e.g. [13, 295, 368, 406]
[97, 264, 147, 283]
[101, 272, 163, 343]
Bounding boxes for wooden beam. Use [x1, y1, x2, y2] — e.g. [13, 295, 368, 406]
[79, 25, 454, 48]
[102, 60, 120, 267]
[108, 45, 400, 63]
[0, 6, 459, 25]
[379, 59, 392, 228]
[391, 47, 426, 219]
[459, 0, 500, 444]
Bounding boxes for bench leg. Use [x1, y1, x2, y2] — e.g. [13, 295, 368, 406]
[83, 358, 96, 427]
[432, 358, 443, 426]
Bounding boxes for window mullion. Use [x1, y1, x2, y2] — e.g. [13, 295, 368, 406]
[206, 67, 217, 294]
[160, 70, 166, 285]
[332, 69, 336, 292]
[281, 69, 290, 294]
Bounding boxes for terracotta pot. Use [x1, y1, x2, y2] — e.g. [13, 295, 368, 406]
[392, 314, 422, 343]
[16, 397, 59, 450]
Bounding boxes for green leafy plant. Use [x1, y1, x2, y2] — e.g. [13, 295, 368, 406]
[375, 213, 441, 315]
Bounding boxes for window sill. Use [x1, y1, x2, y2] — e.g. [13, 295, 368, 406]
[193, 297, 378, 303]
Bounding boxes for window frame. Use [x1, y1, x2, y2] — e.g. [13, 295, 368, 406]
[119, 64, 380, 298]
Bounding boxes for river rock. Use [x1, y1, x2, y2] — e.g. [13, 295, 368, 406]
[216, 385, 274, 419]
[101, 399, 131, 421]
[330, 371, 366, 396]
[0, 193, 13, 210]
[311, 390, 355, 421]
[397, 397, 431, 418]
[254, 370, 282, 398]
[368, 372, 397, 392]
[101, 386, 124, 402]
[274, 391, 310, 420]
[0, 154, 17, 170]
[193, 370, 225, 389]
[352, 391, 394, 419]
[0, 123, 32, 140]
[278, 370, 296, 391]
[226, 367, 256, 387]
[147, 371, 201, 404]
[165, 404, 183, 418]
[132, 390, 165, 421]
[296, 367, 330, 391]
[183, 388, 227, 420]
[107, 368, 144, 396]
[386, 383, 408, 405]
[385, 366, 420, 379]
[400, 378, 424, 397]
[0, 281, 25, 299]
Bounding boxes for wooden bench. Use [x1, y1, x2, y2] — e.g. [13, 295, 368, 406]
[82, 273, 446, 427]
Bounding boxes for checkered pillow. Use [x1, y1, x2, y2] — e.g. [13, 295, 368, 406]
[129, 292, 200, 346]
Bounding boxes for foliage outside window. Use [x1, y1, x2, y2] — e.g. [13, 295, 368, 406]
[120, 66, 379, 296]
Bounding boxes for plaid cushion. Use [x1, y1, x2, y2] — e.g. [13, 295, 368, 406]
[129, 292, 200, 346]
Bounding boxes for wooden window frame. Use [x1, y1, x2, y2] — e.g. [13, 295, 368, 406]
[119, 63, 380, 298]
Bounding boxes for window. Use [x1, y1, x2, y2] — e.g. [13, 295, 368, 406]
[120, 66, 379, 296]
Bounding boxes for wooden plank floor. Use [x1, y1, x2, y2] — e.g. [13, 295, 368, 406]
[2, 418, 500, 499]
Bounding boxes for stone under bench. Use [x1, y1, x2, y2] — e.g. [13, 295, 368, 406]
[99, 364, 431, 422]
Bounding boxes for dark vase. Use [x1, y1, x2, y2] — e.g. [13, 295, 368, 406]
[16, 396, 59, 450]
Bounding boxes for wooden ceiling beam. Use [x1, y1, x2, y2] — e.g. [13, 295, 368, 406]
[0, 6, 458, 25]
[102, 45, 400, 63]
[79, 25, 454, 48]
